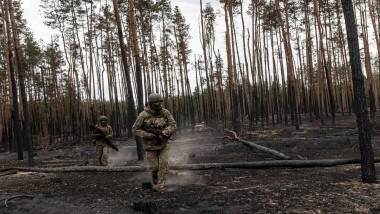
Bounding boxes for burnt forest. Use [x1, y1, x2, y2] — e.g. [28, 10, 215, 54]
[1, 0, 380, 213]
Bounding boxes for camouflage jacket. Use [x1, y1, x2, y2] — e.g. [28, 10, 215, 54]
[132, 106, 176, 150]
[92, 124, 113, 146]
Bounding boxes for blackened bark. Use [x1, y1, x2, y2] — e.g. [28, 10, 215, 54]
[341, 0, 376, 183]
[128, 0, 145, 160]
[8, 0, 34, 167]
[323, 55, 336, 127]
[2, 0, 22, 161]
[128, 0, 144, 114]
[8, 53, 22, 159]
[112, 0, 144, 160]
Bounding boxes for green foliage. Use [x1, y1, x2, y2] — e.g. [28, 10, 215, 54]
[22, 32, 42, 70]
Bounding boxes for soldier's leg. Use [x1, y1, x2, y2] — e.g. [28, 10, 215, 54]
[157, 144, 170, 187]
[101, 145, 109, 166]
[96, 145, 103, 165]
[146, 150, 159, 184]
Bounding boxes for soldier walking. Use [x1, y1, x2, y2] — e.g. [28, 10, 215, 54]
[132, 93, 176, 192]
[92, 116, 113, 166]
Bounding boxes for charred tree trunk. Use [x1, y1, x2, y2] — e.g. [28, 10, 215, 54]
[341, 0, 376, 183]
[112, 0, 143, 159]
[128, 0, 145, 160]
[1, 0, 22, 159]
[9, 0, 35, 167]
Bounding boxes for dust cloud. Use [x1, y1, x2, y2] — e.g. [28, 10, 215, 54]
[108, 146, 137, 166]
[106, 136, 207, 187]
[167, 141, 205, 187]
[166, 170, 204, 186]
[170, 142, 194, 164]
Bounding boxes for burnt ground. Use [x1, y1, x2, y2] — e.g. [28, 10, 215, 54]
[2, 114, 380, 213]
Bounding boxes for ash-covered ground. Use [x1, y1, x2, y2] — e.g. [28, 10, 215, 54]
[1, 114, 380, 213]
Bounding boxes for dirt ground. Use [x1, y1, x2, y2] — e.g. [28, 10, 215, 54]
[2, 114, 380, 213]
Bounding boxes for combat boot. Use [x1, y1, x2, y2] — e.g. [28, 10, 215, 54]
[152, 173, 158, 185]
[152, 184, 167, 192]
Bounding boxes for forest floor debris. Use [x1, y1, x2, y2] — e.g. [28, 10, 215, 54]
[1, 114, 380, 213]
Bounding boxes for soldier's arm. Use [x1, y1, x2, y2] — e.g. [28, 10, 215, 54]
[132, 114, 151, 138]
[92, 124, 101, 137]
[106, 126, 113, 139]
[163, 110, 176, 136]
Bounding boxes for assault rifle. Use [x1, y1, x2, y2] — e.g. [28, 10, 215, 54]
[89, 124, 119, 151]
[145, 129, 173, 144]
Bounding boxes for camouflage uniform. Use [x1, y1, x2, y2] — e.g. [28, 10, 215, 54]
[92, 122, 113, 166]
[132, 104, 176, 189]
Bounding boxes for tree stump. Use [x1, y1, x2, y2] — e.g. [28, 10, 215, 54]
[133, 200, 158, 213]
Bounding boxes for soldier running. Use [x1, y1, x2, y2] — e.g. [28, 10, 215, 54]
[132, 93, 176, 192]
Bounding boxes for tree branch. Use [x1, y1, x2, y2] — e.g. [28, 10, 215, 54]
[4, 195, 34, 208]
[224, 129, 292, 160]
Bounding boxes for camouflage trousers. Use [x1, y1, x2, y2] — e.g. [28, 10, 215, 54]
[96, 144, 109, 166]
[146, 144, 170, 187]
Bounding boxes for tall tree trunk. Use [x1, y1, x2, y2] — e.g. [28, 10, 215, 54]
[128, 0, 145, 160]
[200, 0, 214, 122]
[366, 0, 380, 103]
[358, 0, 377, 118]
[249, 0, 257, 129]
[304, 1, 315, 122]
[275, 0, 299, 130]
[313, 0, 336, 127]
[240, 0, 251, 123]
[341, 0, 376, 183]
[1, 0, 22, 158]
[112, 0, 143, 159]
[8, 0, 34, 166]
[84, 1, 97, 126]
[224, 0, 239, 132]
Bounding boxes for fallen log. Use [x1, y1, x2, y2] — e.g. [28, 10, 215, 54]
[3, 165, 148, 173]
[4, 158, 380, 172]
[0, 170, 18, 177]
[224, 130, 292, 160]
[176, 158, 380, 170]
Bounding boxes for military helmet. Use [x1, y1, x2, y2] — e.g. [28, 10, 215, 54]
[148, 93, 163, 103]
[99, 115, 107, 121]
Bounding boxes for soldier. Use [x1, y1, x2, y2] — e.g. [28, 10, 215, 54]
[92, 116, 113, 166]
[132, 93, 176, 192]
